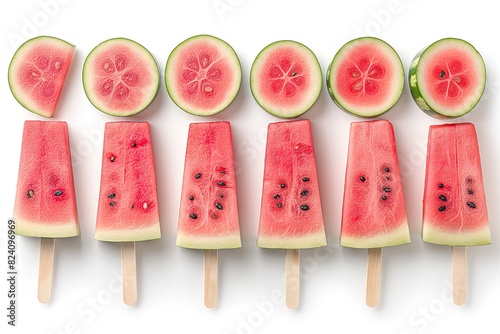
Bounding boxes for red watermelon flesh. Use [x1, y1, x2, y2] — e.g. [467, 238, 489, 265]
[8, 36, 74, 118]
[95, 122, 161, 242]
[257, 120, 326, 249]
[177, 121, 241, 249]
[422, 123, 490, 246]
[340, 120, 410, 248]
[13, 121, 79, 238]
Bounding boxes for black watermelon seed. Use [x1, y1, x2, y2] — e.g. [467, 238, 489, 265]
[131, 142, 137, 147]
[468, 189, 474, 195]
[189, 196, 194, 201]
[195, 173, 202, 179]
[440, 70, 446, 79]
[273, 194, 280, 200]
[108, 193, 116, 199]
[277, 203, 282, 208]
[189, 213, 198, 219]
[26, 189, 34, 198]
[215, 203, 223, 210]
[110, 201, 116, 207]
[54, 190, 63, 196]
[384, 167, 390, 172]
[217, 181, 226, 186]
[383, 187, 391, 192]
[360, 176, 366, 182]
[280, 183, 286, 188]
[302, 177, 310, 182]
[220, 194, 224, 198]
[301, 190, 309, 196]
[467, 202, 476, 209]
[438, 195, 447, 201]
[300, 204, 309, 211]
[221, 171, 226, 175]
[110, 155, 116, 162]
[438, 206, 446, 212]
[381, 195, 387, 201]
[438, 183, 444, 188]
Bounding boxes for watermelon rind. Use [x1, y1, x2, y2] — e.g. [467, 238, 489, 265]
[326, 37, 404, 118]
[340, 224, 410, 249]
[176, 234, 241, 250]
[250, 40, 322, 118]
[257, 234, 327, 249]
[82, 38, 160, 117]
[95, 225, 161, 243]
[15, 220, 80, 238]
[165, 34, 242, 116]
[422, 224, 491, 246]
[408, 38, 486, 119]
[8, 36, 75, 118]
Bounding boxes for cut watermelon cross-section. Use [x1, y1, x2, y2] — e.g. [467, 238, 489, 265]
[257, 119, 326, 249]
[95, 122, 161, 242]
[340, 120, 410, 248]
[176, 121, 241, 249]
[13, 120, 79, 238]
[422, 123, 490, 246]
[8, 36, 75, 118]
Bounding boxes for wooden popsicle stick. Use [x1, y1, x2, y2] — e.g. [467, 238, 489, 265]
[452, 246, 467, 306]
[366, 247, 382, 307]
[38, 238, 55, 303]
[121, 242, 137, 306]
[285, 249, 300, 309]
[204, 249, 218, 308]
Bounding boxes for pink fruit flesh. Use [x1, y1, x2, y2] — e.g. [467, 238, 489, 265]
[95, 122, 161, 242]
[172, 41, 235, 110]
[423, 48, 478, 108]
[90, 45, 154, 112]
[258, 46, 311, 108]
[13, 121, 79, 238]
[334, 44, 393, 107]
[13, 43, 73, 117]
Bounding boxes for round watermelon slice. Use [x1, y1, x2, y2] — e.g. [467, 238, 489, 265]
[409, 38, 486, 118]
[326, 37, 404, 117]
[165, 35, 241, 116]
[8, 36, 75, 118]
[250, 40, 322, 118]
[82, 38, 160, 116]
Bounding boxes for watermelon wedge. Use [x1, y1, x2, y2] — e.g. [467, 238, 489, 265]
[422, 123, 490, 246]
[95, 122, 161, 242]
[8, 36, 75, 118]
[13, 121, 79, 238]
[257, 120, 326, 249]
[177, 121, 241, 249]
[340, 120, 410, 248]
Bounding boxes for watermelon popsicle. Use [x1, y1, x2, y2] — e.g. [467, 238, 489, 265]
[422, 123, 490, 305]
[340, 120, 410, 307]
[13, 120, 80, 303]
[257, 120, 327, 309]
[95, 122, 161, 305]
[176, 121, 241, 308]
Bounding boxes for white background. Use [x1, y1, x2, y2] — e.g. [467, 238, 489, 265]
[1, 0, 499, 333]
